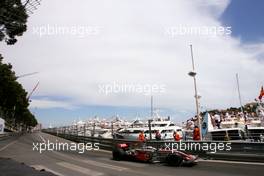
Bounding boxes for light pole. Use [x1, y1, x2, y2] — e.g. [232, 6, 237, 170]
[188, 44, 202, 140]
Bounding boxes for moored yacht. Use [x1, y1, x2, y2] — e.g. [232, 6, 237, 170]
[114, 113, 183, 140]
[246, 103, 264, 141]
[201, 112, 246, 141]
[201, 104, 264, 141]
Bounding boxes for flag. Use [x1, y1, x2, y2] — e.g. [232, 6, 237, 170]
[259, 86, 264, 100]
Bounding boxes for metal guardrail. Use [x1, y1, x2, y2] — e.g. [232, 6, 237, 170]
[45, 125, 264, 142]
[0, 132, 25, 141]
[0, 133, 10, 141]
[42, 130, 264, 162]
[0, 132, 23, 141]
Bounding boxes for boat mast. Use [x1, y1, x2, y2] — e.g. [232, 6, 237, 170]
[149, 95, 154, 140]
[236, 73, 244, 115]
[151, 95, 153, 117]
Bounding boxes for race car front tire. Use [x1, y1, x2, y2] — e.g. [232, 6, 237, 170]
[165, 153, 183, 166]
[112, 148, 125, 161]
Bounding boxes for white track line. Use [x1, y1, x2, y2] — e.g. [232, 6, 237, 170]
[199, 159, 264, 166]
[98, 157, 147, 168]
[31, 165, 64, 176]
[94, 149, 111, 154]
[38, 134, 46, 143]
[0, 140, 17, 152]
[57, 162, 103, 176]
[53, 151, 128, 171]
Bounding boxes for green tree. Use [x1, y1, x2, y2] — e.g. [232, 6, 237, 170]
[0, 0, 28, 45]
[0, 54, 37, 130]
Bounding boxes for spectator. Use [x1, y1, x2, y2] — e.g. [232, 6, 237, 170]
[224, 131, 230, 141]
[193, 126, 200, 141]
[173, 131, 181, 141]
[138, 131, 145, 142]
[155, 130, 161, 141]
[214, 113, 221, 129]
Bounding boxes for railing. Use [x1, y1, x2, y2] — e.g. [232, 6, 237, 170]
[42, 129, 264, 162]
[44, 125, 264, 142]
[0, 133, 10, 141]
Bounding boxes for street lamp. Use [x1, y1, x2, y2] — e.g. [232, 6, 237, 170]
[188, 44, 202, 140]
[188, 71, 196, 77]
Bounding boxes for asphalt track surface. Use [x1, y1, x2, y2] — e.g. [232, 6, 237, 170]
[0, 132, 264, 176]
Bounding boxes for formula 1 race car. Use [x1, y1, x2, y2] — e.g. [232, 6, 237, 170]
[112, 143, 198, 166]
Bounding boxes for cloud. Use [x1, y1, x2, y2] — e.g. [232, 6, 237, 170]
[29, 98, 76, 109]
[194, 0, 231, 18]
[1, 0, 263, 115]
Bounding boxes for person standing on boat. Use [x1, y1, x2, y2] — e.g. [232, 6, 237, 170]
[193, 126, 200, 141]
[155, 130, 161, 141]
[173, 131, 181, 141]
[224, 131, 230, 141]
[138, 131, 145, 142]
[214, 113, 221, 129]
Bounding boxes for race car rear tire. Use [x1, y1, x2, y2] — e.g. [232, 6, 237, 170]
[165, 153, 183, 166]
[112, 148, 125, 161]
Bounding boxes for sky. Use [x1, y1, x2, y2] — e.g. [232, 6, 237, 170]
[221, 0, 264, 43]
[0, 0, 264, 127]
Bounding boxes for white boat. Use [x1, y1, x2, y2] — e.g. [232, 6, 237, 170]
[67, 116, 131, 138]
[115, 113, 183, 140]
[201, 112, 246, 141]
[201, 104, 264, 141]
[246, 103, 264, 141]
